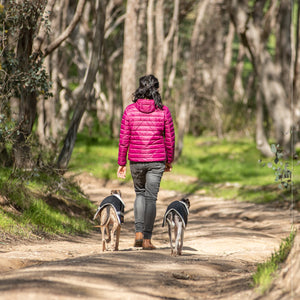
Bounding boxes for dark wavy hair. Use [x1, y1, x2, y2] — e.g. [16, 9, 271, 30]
[132, 74, 163, 109]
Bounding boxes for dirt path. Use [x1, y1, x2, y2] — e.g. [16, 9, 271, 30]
[0, 172, 299, 300]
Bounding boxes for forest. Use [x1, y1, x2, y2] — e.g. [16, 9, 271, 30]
[0, 1, 299, 298]
[0, 0, 298, 171]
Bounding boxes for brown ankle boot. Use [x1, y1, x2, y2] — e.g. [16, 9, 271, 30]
[142, 239, 156, 250]
[134, 232, 143, 247]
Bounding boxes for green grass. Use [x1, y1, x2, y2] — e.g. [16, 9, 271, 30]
[69, 134, 120, 180]
[252, 230, 296, 294]
[0, 167, 95, 239]
[2, 134, 297, 239]
[70, 134, 299, 204]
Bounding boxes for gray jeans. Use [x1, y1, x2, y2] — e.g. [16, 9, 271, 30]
[130, 161, 165, 239]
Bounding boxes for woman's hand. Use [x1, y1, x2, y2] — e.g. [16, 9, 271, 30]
[117, 166, 127, 179]
[165, 163, 172, 172]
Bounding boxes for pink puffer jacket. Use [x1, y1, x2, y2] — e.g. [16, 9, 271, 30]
[118, 98, 175, 166]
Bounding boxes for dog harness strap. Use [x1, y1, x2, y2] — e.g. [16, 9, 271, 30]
[96, 195, 125, 224]
[162, 201, 189, 228]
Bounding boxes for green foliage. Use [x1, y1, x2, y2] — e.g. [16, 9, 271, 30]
[71, 134, 299, 204]
[0, 0, 51, 99]
[259, 144, 293, 189]
[0, 0, 52, 159]
[252, 230, 296, 294]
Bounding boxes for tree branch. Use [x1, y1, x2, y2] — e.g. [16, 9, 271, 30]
[44, 0, 86, 57]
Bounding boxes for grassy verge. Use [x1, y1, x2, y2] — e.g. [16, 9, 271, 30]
[0, 167, 95, 241]
[1, 134, 298, 241]
[252, 229, 296, 294]
[70, 134, 299, 205]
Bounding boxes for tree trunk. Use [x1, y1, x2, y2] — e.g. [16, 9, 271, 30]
[276, 0, 292, 100]
[154, 0, 164, 88]
[293, 0, 300, 145]
[57, 0, 106, 170]
[146, 0, 154, 74]
[210, 1, 226, 138]
[166, 26, 179, 96]
[224, 21, 235, 73]
[105, 48, 122, 138]
[255, 88, 273, 157]
[13, 18, 38, 169]
[136, 0, 147, 74]
[233, 42, 246, 102]
[176, 0, 209, 159]
[227, 0, 293, 155]
[154, 0, 180, 95]
[121, 0, 138, 109]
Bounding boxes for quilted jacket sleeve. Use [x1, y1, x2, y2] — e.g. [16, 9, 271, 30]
[164, 106, 175, 163]
[118, 108, 131, 166]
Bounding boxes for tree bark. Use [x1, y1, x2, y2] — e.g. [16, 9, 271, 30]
[13, 3, 42, 169]
[233, 42, 246, 102]
[146, 0, 154, 74]
[293, 0, 300, 143]
[227, 0, 293, 155]
[276, 0, 292, 100]
[121, 0, 138, 109]
[255, 88, 273, 157]
[176, 0, 209, 159]
[43, 0, 86, 57]
[154, 0, 164, 87]
[136, 0, 147, 73]
[154, 0, 180, 95]
[57, 0, 106, 170]
[224, 21, 235, 73]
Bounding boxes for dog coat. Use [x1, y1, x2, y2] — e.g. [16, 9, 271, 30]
[162, 200, 189, 228]
[93, 194, 125, 224]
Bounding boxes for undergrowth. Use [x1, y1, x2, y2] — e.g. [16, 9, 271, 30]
[0, 167, 95, 240]
[252, 229, 296, 294]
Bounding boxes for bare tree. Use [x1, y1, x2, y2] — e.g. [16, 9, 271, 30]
[176, 0, 209, 158]
[294, 0, 300, 143]
[12, 0, 46, 169]
[276, 0, 292, 100]
[227, 0, 293, 156]
[232, 42, 246, 102]
[121, 0, 138, 108]
[154, 0, 180, 94]
[147, 0, 155, 74]
[57, 0, 107, 170]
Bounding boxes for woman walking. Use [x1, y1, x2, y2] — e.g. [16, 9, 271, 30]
[117, 74, 175, 250]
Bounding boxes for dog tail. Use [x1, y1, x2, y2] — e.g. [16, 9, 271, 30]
[100, 207, 111, 226]
[93, 206, 110, 222]
[93, 206, 101, 220]
[166, 213, 175, 227]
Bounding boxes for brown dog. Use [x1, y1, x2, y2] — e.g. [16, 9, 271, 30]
[93, 190, 125, 251]
[162, 198, 190, 256]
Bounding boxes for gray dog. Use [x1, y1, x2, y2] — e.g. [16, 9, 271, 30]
[162, 198, 190, 256]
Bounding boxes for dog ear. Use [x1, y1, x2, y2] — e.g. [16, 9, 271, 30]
[181, 198, 190, 208]
[111, 189, 122, 197]
[186, 199, 190, 208]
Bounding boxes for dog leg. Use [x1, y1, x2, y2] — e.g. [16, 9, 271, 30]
[166, 214, 174, 255]
[108, 210, 120, 251]
[178, 225, 184, 256]
[114, 225, 121, 251]
[101, 226, 106, 251]
[110, 222, 118, 251]
[174, 215, 182, 257]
